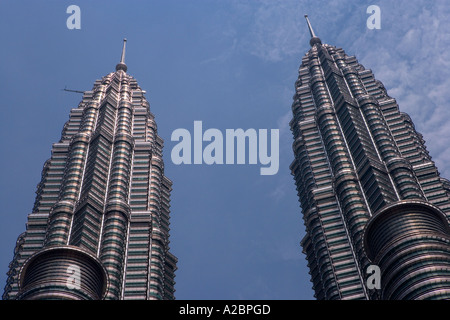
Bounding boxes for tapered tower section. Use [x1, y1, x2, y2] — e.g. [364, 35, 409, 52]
[290, 16, 450, 299]
[3, 40, 177, 300]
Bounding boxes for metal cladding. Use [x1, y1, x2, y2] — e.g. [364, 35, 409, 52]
[290, 18, 450, 300]
[3, 43, 177, 300]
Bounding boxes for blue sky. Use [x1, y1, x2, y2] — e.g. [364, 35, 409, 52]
[1, 0, 450, 300]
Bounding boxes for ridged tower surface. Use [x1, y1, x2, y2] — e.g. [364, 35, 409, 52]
[3, 45, 177, 300]
[290, 18, 450, 300]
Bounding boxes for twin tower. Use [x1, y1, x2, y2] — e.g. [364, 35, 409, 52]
[4, 16, 450, 300]
[3, 39, 176, 300]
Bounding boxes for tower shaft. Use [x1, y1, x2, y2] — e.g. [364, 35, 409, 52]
[290, 22, 450, 299]
[3, 42, 177, 300]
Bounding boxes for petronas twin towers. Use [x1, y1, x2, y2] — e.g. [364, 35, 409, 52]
[3, 40, 176, 300]
[4, 16, 450, 300]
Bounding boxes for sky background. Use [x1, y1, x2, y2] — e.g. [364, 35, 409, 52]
[1, 0, 450, 300]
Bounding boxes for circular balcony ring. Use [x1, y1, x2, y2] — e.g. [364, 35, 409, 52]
[18, 245, 108, 300]
[363, 200, 450, 262]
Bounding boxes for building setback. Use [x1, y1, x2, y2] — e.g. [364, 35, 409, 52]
[3, 40, 177, 300]
[290, 16, 450, 300]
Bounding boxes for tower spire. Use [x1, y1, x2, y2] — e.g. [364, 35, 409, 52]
[304, 15, 322, 47]
[116, 38, 128, 72]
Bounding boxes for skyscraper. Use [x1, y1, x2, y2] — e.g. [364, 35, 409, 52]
[3, 40, 177, 300]
[290, 16, 450, 300]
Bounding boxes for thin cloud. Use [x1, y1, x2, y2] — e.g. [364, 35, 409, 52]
[200, 38, 238, 65]
[232, 0, 304, 62]
[346, 0, 450, 178]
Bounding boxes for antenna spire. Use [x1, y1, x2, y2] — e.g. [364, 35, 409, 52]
[304, 15, 322, 47]
[116, 38, 128, 72]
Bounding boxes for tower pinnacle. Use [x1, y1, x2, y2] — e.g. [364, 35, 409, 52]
[115, 38, 128, 72]
[304, 15, 322, 47]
